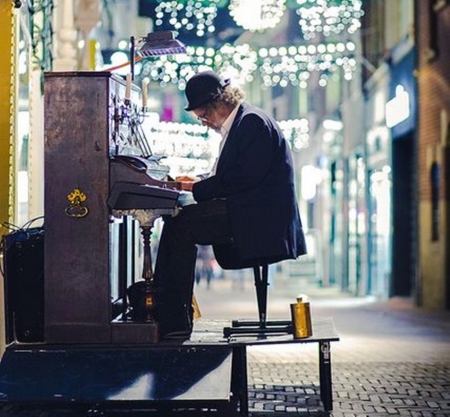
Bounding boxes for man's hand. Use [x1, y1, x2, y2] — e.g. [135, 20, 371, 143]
[176, 175, 200, 192]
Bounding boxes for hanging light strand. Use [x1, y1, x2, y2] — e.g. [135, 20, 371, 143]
[296, 0, 364, 40]
[140, 41, 357, 89]
[155, 0, 220, 37]
[144, 117, 310, 177]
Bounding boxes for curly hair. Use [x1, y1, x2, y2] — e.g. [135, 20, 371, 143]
[203, 85, 245, 113]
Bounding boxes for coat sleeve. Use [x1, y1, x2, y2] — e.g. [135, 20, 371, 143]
[193, 113, 279, 202]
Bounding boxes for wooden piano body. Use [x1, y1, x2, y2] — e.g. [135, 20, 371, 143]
[43, 71, 178, 345]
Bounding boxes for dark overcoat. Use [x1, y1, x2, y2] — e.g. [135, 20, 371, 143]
[192, 102, 307, 268]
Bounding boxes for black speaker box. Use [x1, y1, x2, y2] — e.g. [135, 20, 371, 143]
[1, 226, 44, 343]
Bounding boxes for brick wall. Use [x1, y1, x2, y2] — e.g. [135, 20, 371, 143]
[416, 1, 450, 198]
[416, 0, 450, 309]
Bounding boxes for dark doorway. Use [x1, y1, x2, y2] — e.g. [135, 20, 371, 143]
[391, 133, 415, 296]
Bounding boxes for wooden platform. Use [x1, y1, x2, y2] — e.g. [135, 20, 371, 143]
[0, 318, 339, 416]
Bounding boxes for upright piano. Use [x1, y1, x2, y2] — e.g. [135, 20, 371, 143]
[44, 71, 179, 344]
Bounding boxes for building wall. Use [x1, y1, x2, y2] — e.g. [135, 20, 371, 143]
[0, 1, 16, 355]
[0, 3, 15, 236]
[416, 1, 450, 310]
[326, 0, 416, 299]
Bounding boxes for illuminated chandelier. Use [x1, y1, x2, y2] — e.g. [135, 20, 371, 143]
[295, 0, 364, 40]
[229, 0, 286, 32]
[154, 0, 221, 37]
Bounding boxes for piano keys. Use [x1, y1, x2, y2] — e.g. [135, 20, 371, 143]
[108, 181, 180, 210]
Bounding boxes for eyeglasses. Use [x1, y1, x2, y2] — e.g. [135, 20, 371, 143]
[196, 109, 208, 122]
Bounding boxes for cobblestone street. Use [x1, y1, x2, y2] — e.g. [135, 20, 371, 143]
[195, 274, 450, 416]
[247, 357, 450, 416]
[0, 275, 449, 417]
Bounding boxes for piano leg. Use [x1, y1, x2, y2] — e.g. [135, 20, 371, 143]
[141, 225, 157, 324]
[116, 209, 176, 342]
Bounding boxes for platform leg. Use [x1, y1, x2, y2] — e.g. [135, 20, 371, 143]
[318, 341, 333, 411]
[231, 346, 249, 416]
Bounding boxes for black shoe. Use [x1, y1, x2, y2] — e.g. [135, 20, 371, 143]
[157, 301, 193, 340]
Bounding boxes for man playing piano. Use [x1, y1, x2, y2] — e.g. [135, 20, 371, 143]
[154, 70, 307, 339]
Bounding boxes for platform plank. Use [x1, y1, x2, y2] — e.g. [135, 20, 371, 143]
[0, 346, 233, 403]
[188, 317, 339, 346]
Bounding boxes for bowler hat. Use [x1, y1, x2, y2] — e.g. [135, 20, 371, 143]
[184, 71, 230, 111]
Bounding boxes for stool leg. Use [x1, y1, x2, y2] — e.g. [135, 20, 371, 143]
[253, 265, 268, 329]
[223, 264, 291, 338]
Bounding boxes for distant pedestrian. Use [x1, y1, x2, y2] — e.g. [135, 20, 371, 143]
[195, 245, 214, 289]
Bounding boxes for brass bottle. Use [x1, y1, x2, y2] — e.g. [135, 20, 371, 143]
[290, 295, 313, 339]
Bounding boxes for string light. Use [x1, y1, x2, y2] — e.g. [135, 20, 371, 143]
[140, 41, 357, 89]
[143, 117, 310, 176]
[279, 119, 310, 151]
[229, 0, 286, 32]
[296, 0, 364, 40]
[259, 41, 357, 87]
[155, 0, 220, 37]
[141, 43, 258, 88]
